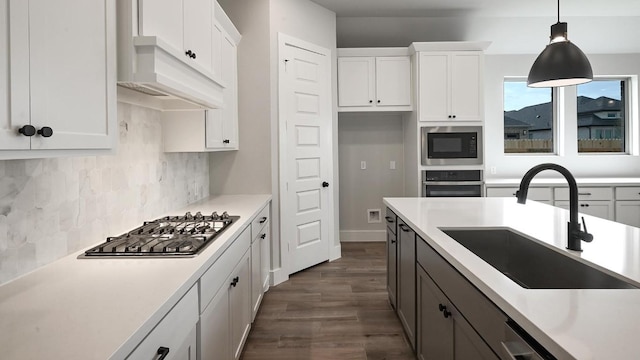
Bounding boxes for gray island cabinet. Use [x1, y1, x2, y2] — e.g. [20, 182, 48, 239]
[385, 197, 640, 360]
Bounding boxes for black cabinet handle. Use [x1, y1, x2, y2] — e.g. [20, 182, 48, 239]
[191, 51, 196, 59]
[369, 100, 373, 103]
[322, 181, 329, 188]
[230, 276, 239, 287]
[438, 304, 451, 318]
[18, 125, 36, 137]
[259, 216, 267, 224]
[580, 204, 590, 208]
[398, 224, 410, 232]
[37, 126, 53, 138]
[156, 346, 170, 360]
[185, 49, 193, 57]
[385, 216, 394, 223]
[377, 100, 381, 103]
[452, 115, 456, 119]
[391, 239, 396, 244]
[260, 233, 266, 239]
[223, 139, 230, 144]
[448, 115, 452, 119]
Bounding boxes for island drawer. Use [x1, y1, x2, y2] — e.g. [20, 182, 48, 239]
[554, 186, 612, 201]
[385, 207, 397, 234]
[615, 186, 640, 200]
[251, 204, 270, 239]
[485, 186, 552, 202]
[416, 237, 507, 356]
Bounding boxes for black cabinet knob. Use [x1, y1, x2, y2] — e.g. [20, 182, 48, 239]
[37, 127, 53, 138]
[157, 347, 170, 360]
[452, 115, 456, 119]
[377, 100, 381, 103]
[398, 224, 410, 232]
[223, 139, 230, 144]
[322, 181, 329, 188]
[385, 216, 394, 223]
[230, 276, 239, 287]
[191, 52, 196, 59]
[369, 100, 373, 103]
[448, 115, 452, 119]
[18, 125, 36, 137]
[260, 233, 266, 239]
[438, 304, 451, 318]
[185, 49, 193, 57]
[259, 217, 267, 224]
[391, 239, 396, 244]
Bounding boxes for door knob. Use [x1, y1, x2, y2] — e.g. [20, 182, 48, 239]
[322, 181, 329, 188]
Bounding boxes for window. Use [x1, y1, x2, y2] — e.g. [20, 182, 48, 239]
[577, 79, 627, 153]
[503, 81, 554, 153]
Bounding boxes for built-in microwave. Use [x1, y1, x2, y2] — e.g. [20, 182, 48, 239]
[421, 126, 483, 166]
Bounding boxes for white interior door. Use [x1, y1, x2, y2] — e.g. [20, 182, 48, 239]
[281, 39, 332, 275]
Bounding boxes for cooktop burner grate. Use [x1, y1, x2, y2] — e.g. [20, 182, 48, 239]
[82, 211, 239, 257]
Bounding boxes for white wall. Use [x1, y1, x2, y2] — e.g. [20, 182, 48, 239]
[484, 53, 640, 179]
[216, 0, 337, 281]
[0, 101, 210, 285]
[338, 113, 405, 241]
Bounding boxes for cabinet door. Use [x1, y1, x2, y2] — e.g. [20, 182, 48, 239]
[171, 326, 197, 360]
[205, 33, 238, 150]
[450, 53, 482, 121]
[230, 249, 251, 360]
[28, 0, 113, 150]
[338, 57, 375, 107]
[200, 283, 232, 360]
[397, 219, 416, 349]
[138, 0, 183, 53]
[261, 223, 271, 291]
[375, 56, 411, 107]
[555, 201, 614, 221]
[387, 228, 398, 309]
[183, 0, 213, 73]
[417, 265, 453, 360]
[251, 236, 262, 321]
[616, 201, 640, 227]
[418, 53, 449, 121]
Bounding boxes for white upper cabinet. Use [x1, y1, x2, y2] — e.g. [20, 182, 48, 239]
[161, 3, 240, 153]
[418, 51, 483, 122]
[0, 0, 117, 159]
[337, 50, 412, 112]
[118, 0, 225, 109]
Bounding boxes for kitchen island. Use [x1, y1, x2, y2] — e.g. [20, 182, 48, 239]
[384, 197, 640, 360]
[0, 194, 271, 360]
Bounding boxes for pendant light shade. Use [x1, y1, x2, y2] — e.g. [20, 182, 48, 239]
[527, 3, 593, 87]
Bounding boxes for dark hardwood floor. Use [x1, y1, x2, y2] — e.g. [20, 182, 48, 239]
[240, 242, 416, 360]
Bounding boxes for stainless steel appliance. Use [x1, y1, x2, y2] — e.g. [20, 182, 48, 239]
[421, 126, 483, 166]
[81, 211, 239, 257]
[423, 170, 483, 197]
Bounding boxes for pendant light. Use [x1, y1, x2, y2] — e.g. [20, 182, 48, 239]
[527, 0, 593, 88]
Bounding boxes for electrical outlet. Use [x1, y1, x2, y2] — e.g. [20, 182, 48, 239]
[490, 166, 497, 175]
[390, 161, 396, 170]
[361, 161, 367, 170]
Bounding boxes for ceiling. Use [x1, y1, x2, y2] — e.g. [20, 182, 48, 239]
[309, 0, 640, 18]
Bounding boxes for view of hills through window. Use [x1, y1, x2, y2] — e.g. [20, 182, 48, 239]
[503, 80, 626, 154]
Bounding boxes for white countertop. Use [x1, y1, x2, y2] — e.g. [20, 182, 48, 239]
[384, 197, 640, 360]
[485, 177, 640, 186]
[0, 194, 271, 360]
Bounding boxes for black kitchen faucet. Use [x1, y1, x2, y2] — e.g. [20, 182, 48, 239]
[515, 163, 593, 251]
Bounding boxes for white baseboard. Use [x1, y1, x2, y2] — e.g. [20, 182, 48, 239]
[340, 230, 386, 242]
[330, 243, 342, 261]
[270, 267, 288, 286]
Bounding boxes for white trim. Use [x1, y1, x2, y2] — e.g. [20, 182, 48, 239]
[338, 47, 410, 57]
[340, 230, 386, 242]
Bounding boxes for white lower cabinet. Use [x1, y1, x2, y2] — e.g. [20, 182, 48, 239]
[127, 285, 199, 360]
[200, 226, 252, 360]
[554, 201, 614, 221]
[615, 201, 640, 227]
[250, 204, 270, 321]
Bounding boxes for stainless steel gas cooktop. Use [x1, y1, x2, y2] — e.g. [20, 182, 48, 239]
[81, 211, 239, 258]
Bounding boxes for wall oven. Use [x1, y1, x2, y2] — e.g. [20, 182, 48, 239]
[421, 126, 483, 166]
[423, 170, 483, 197]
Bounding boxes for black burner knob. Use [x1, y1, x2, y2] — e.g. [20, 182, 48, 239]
[195, 211, 203, 220]
[184, 211, 193, 220]
[221, 211, 229, 220]
[211, 211, 219, 220]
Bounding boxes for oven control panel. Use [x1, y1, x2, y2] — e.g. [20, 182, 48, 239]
[424, 170, 482, 182]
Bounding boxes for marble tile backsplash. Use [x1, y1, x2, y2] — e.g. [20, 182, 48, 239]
[0, 103, 210, 285]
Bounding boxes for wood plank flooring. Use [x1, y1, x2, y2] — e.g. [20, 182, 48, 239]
[240, 242, 416, 360]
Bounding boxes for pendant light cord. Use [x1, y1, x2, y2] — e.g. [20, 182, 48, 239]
[557, 0, 560, 22]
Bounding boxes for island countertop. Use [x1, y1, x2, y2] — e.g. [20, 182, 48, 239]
[0, 194, 271, 360]
[383, 197, 640, 360]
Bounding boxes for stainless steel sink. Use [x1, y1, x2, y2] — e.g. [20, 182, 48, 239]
[441, 228, 638, 289]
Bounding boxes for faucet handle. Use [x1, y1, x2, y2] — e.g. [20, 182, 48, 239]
[580, 216, 594, 242]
